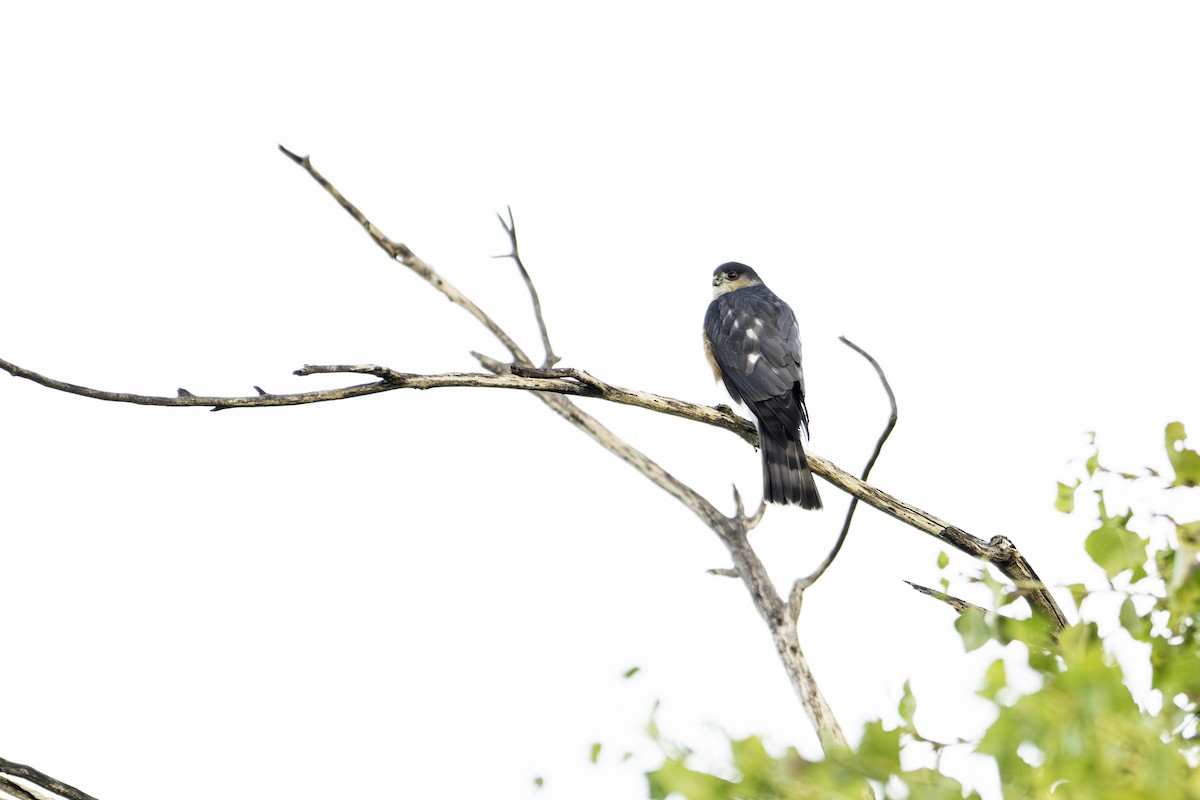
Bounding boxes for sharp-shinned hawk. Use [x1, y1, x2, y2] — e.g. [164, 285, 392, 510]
[703, 262, 822, 509]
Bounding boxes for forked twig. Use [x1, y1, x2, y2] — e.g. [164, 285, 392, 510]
[495, 206, 559, 367]
[277, 145, 534, 368]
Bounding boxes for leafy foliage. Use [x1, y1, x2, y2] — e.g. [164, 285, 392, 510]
[638, 423, 1200, 799]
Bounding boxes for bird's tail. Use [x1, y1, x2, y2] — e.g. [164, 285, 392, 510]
[761, 431, 822, 509]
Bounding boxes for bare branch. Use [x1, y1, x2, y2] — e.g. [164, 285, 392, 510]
[745, 496, 767, 531]
[474, 325, 852, 755]
[0, 776, 40, 800]
[792, 336, 899, 596]
[0, 356, 757, 445]
[0, 355, 401, 410]
[0, 358, 603, 410]
[495, 206, 559, 367]
[838, 336, 899, 483]
[1, 355, 1065, 630]
[789, 579, 805, 626]
[0, 759, 97, 800]
[904, 581, 988, 617]
[809, 458, 1068, 630]
[279, 145, 534, 367]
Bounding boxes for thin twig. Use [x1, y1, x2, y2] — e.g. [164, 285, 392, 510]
[791, 336, 899, 596]
[495, 206, 559, 367]
[0, 356, 755, 439]
[904, 581, 988, 617]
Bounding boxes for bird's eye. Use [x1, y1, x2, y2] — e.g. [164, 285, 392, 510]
[725, 271, 738, 280]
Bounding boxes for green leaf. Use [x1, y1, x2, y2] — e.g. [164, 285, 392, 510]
[955, 610, 991, 652]
[1057, 620, 1100, 663]
[1166, 558, 1200, 628]
[897, 767, 973, 800]
[646, 759, 735, 800]
[898, 680, 917, 729]
[1150, 632, 1200, 704]
[1085, 504, 1147, 580]
[623, 666, 641, 679]
[1118, 596, 1151, 641]
[937, 550, 949, 569]
[1178, 520, 1200, 547]
[997, 614, 1056, 650]
[590, 742, 602, 764]
[646, 700, 662, 743]
[533, 776, 543, 789]
[978, 658, 1007, 701]
[1055, 480, 1079, 513]
[1168, 521, 1200, 603]
[856, 720, 901, 780]
[728, 736, 772, 789]
[1066, 582, 1089, 613]
[1166, 422, 1200, 487]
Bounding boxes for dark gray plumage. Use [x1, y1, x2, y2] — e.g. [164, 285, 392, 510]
[703, 262, 822, 509]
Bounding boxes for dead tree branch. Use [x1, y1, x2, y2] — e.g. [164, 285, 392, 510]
[277, 145, 534, 368]
[0, 351, 1066, 630]
[280, 148, 853, 754]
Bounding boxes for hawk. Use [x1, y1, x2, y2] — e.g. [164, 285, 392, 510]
[703, 262, 822, 509]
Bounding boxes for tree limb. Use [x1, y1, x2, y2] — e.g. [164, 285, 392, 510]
[809, 467, 1067, 631]
[1, 353, 1066, 629]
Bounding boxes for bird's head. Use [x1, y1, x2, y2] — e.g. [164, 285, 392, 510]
[711, 262, 763, 298]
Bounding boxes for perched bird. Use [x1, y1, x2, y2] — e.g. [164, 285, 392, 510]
[703, 262, 822, 509]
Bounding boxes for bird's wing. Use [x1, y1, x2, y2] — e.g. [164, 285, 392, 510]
[706, 287, 801, 399]
[705, 286, 809, 437]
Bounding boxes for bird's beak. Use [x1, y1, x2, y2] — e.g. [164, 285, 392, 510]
[712, 274, 722, 287]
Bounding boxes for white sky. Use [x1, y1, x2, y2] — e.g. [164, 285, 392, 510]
[2, 3, 1198, 799]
